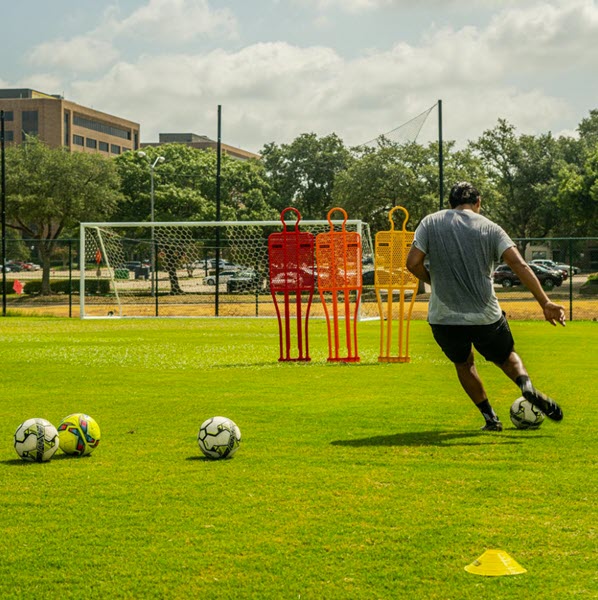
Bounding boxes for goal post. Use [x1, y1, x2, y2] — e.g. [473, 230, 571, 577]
[79, 219, 377, 319]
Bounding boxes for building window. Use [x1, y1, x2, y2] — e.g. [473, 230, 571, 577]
[64, 111, 70, 147]
[2, 111, 14, 121]
[73, 134, 84, 146]
[99, 141, 109, 152]
[86, 138, 97, 149]
[22, 110, 39, 139]
[110, 144, 121, 154]
[3, 130, 14, 142]
[73, 114, 131, 140]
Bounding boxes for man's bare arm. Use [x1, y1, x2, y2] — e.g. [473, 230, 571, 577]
[406, 246, 430, 284]
[502, 246, 566, 326]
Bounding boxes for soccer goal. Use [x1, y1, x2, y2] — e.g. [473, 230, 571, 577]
[79, 220, 376, 319]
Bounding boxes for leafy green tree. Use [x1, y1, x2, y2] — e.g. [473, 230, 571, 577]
[115, 144, 277, 223]
[577, 109, 598, 149]
[555, 148, 598, 236]
[115, 144, 277, 293]
[5, 136, 122, 294]
[471, 119, 563, 241]
[333, 140, 493, 233]
[261, 133, 352, 219]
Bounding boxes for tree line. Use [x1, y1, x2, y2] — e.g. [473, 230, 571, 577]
[3, 110, 598, 291]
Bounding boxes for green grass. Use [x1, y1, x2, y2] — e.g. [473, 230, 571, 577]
[0, 317, 596, 599]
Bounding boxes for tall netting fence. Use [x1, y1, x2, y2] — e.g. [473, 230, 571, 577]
[1, 235, 597, 320]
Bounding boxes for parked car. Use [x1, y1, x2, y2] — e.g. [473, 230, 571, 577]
[5, 261, 24, 272]
[22, 262, 41, 271]
[209, 259, 237, 270]
[530, 259, 580, 276]
[362, 269, 375, 285]
[493, 263, 564, 290]
[205, 269, 239, 286]
[226, 270, 264, 293]
[125, 261, 142, 271]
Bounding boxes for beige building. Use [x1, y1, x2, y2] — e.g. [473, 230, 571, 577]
[142, 132, 260, 161]
[0, 88, 140, 156]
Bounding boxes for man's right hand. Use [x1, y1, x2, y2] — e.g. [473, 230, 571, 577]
[543, 301, 566, 327]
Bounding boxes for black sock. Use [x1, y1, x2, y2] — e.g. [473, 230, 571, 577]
[476, 399, 499, 424]
[516, 375, 533, 394]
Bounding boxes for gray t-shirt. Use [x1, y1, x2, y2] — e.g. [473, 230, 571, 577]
[413, 209, 514, 325]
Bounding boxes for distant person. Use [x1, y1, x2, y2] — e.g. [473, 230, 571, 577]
[406, 181, 565, 431]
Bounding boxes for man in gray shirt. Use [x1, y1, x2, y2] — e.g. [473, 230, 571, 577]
[406, 181, 565, 431]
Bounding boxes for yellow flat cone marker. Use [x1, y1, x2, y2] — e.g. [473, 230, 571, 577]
[465, 549, 527, 577]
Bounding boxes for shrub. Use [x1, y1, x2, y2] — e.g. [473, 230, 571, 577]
[23, 279, 111, 295]
[580, 273, 598, 295]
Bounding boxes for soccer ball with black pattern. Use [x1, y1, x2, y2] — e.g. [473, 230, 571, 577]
[58, 413, 101, 456]
[510, 397, 545, 430]
[198, 416, 241, 459]
[14, 418, 60, 462]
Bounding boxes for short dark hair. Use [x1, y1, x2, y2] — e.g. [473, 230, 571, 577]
[448, 182, 480, 208]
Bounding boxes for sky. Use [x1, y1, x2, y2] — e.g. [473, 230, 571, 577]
[2, 0, 598, 153]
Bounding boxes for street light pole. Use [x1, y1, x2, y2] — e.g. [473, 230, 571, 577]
[137, 152, 165, 299]
[1, 110, 6, 317]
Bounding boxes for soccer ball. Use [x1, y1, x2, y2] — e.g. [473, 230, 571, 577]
[14, 418, 59, 462]
[198, 416, 241, 459]
[58, 413, 101, 456]
[510, 397, 545, 430]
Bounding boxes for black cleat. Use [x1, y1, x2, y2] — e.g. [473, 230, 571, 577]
[523, 389, 563, 422]
[480, 421, 503, 432]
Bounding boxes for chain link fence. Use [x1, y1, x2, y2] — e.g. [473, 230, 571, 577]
[1, 237, 597, 320]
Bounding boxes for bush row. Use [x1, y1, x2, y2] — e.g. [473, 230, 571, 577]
[14, 279, 112, 295]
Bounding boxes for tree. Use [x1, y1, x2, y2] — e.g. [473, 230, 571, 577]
[333, 140, 494, 233]
[115, 144, 277, 223]
[577, 109, 598, 149]
[115, 144, 278, 293]
[6, 136, 122, 294]
[555, 148, 598, 236]
[261, 133, 352, 219]
[471, 119, 562, 242]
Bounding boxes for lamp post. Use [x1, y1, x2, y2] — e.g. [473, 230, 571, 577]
[137, 152, 165, 298]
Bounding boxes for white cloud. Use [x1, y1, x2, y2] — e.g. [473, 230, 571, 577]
[20, 0, 598, 151]
[25, 0, 238, 74]
[296, 0, 392, 13]
[66, 33, 569, 153]
[486, 0, 598, 69]
[112, 0, 238, 42]
[26, 37, 120, 73]
[297, 0, 535, 14]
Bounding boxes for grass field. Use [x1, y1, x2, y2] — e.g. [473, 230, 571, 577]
[0, 317, 596, 599]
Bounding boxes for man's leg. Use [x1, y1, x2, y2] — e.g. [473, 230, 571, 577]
[455, 352, 502, 431]
[495, 351, 563, 421]
[496, 351, 527, 382]
[455, 351, 487, 403]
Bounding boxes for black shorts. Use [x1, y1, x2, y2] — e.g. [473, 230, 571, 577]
[430, 314, 514, 364]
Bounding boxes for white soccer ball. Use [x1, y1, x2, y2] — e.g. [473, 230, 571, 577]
[510, 397, 545, 430]
[14, 418, 60, 462]
[198, 416, 241, 459]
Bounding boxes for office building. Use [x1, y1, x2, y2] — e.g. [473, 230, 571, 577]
[142, 132, 260, 161]
[0, 88, 140, 156]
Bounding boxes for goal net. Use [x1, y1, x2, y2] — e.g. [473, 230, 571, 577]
[80, 220, 377, 319]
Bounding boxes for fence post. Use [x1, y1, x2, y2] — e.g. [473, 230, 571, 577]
[68, 240, 73, 318]
[569, 238, 573, 322]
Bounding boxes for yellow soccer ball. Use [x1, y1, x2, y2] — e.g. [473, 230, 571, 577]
[58, 413, 101, 456]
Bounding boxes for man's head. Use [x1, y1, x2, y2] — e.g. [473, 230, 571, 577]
[449, 182, 480, 208]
